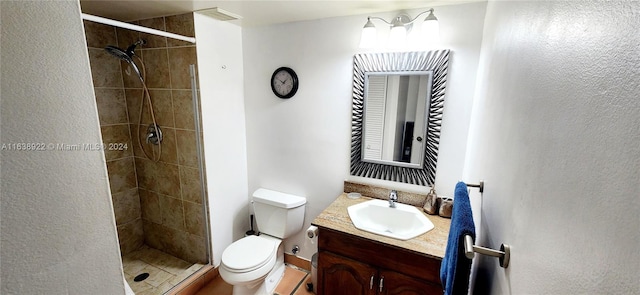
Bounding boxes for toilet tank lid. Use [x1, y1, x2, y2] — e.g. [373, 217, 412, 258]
[252, 188, 306, 208]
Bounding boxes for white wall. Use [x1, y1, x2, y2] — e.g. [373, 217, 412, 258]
[242, 1, 487, 260]
[194, 13, 249, 266]
[0, 1, 124, 294]
[465, 1, 640, 293]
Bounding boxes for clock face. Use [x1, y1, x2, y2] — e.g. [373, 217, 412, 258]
[271, 67, 298, 99]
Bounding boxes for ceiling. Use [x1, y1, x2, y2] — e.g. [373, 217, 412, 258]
[80, 0, 479, 27]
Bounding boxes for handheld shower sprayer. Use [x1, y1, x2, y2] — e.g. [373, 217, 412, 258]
[104, 39, 146, 81]
[103, 38, 163, 162]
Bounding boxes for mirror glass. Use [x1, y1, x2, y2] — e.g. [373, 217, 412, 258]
[350, 50, 450, 186]
[362, 71, 432, 169]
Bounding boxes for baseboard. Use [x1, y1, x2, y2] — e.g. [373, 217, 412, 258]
[284, 253, 312, 271]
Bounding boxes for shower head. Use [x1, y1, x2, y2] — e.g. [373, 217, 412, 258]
[104, 39, 146, 81]
[125, 39, 145, 57]
[104, 45, 132, 62]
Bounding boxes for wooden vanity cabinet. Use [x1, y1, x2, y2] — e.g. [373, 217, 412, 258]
[319, 251, 376, 295]
[317, 227, 443, 295]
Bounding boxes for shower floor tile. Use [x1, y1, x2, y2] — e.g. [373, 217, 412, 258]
[123, 245, 205, 295]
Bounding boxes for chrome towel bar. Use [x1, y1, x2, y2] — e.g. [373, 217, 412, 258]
[464, 235, 510, 268]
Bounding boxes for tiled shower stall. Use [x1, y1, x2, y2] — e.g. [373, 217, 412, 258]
[84, 12, 209, 273]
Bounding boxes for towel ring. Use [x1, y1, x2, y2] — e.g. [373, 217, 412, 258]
[464, 235, 510, 268]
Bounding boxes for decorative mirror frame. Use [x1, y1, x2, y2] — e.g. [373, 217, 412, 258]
[350, 50, 450, 186]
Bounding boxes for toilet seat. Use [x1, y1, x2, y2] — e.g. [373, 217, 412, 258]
[221, 235, 276, 273]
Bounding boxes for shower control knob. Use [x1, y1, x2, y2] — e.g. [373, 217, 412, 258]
[146, 124, 163, 145]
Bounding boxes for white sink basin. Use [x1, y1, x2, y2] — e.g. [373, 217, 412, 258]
[347, 199, 434, 240]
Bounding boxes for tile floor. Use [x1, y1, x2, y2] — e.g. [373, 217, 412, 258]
[123, 245, 205, 295]
[195, 265, 314, 295]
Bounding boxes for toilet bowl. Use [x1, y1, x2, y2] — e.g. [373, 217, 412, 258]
[219, 235, 284, 295]
[219, 188, 306, 295]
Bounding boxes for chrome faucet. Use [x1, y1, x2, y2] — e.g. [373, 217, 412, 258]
[389, 190, 398, 208]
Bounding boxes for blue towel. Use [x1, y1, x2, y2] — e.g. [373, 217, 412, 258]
[440, 182, 476, 295]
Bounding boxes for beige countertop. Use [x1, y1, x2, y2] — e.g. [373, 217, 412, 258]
[312, 193, 451, 260]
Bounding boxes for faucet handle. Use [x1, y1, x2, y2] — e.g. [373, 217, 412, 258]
[389, 190, 398, 208]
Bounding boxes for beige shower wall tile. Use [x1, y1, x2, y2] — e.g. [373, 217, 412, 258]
[166, 229, 200, 264]
[176, 129, 198, 168]
[83, 20, 116, 48]
[156, 127, 177, 164]
[117, 218, 144, 255]
[160, 194, 185, 230]
[94, 88, 128, 125]
[183, 201, 205, 237]
[179, 166, 202, 204]
[106, 157, 137, 194]
[125, 89, 143, 124]
[143, 221, 207, 264]
[172, 90, 196, 130]
[180, 233, 208, 264]
[139, 188, 162, 224]
[135, 158, 181, 197]
[111, 188, 141, 225]
[140, 49, 171, 89]
[143, 221, 181, 258]
[129, 124, 145, 158]
[143, 220, 165, 251]
[117, 26, 141, 52]
[101, 124, 133, 161]
[142, 89, 174, 128]
[88, 48, 123, 88]
[122, 58, 144, 89]
[138, 17, 167, 48]
[168, 47, 197, 89]
[165, 13, 195, 47]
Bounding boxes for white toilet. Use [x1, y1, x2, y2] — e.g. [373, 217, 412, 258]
[219, 188, 306, 295]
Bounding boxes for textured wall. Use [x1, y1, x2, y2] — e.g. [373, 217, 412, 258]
[84, 19, 144, 255]
[242, 2, 487, 260]
[465, 1, 640, 293]
[0, 1, 124, 294]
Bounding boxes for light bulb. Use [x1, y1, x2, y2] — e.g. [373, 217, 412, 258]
[388, 18, 407, 49]
[422, 10, 440, 47]
[359, 18, 377, 48]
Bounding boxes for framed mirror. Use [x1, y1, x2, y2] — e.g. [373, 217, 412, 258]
[350, 50, 450, 186]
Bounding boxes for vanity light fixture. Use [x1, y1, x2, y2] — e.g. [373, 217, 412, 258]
[359, 8, 440, 49]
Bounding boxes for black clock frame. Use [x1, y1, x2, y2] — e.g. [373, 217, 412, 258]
[270, 67, 299, 99]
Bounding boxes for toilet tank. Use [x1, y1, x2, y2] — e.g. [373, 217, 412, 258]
[252, 188, 306, 239]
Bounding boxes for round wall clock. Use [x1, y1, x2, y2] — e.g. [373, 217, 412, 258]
[270, 67, 299, 99]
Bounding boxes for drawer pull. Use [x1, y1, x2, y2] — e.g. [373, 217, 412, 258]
[379, 276, 384, 292]
[369, 275, 374, 289]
